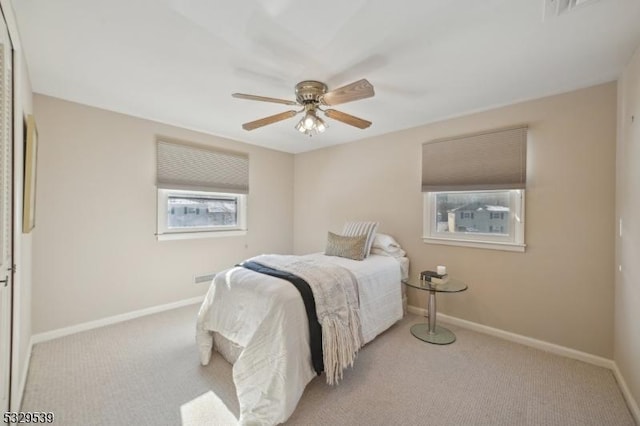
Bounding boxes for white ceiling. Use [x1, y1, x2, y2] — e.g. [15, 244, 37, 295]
[12, 0, 640, 153]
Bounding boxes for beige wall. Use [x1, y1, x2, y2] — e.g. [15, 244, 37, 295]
[32, 95, 294, 333]
[294, 83, 617, 358]
[615, 45, 640, 415]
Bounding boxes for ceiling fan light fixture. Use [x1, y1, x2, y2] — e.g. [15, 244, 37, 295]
[315, 117, 327, 133]
[295, 111, 326, 136]
[303, 112, 316, 130]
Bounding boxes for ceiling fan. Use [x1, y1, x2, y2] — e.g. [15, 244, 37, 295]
[232, 79, 375, 136]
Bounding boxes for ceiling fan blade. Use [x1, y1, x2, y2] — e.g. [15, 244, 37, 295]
[242, 110, 298, 131]
[232, 93, 298, 106]
[324, 109, 372, 129]
[321, 79, 375, 106]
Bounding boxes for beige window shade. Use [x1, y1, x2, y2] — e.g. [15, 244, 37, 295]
[156, 140, 249, 194]
[422, 126, 527, 192]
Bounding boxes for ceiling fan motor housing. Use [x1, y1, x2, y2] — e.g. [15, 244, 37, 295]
[295, 80, 327, 104]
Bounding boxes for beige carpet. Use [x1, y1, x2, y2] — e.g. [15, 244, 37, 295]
[21, 304, 634, 425]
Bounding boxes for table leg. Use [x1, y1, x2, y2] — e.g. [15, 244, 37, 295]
[410, 288, 457, 344]
[428, 289, 437, 334]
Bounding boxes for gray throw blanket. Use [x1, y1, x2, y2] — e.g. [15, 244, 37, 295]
[252, 254, 362, 385]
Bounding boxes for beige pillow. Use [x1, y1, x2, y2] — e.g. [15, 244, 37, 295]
[325, 232, 367, 261]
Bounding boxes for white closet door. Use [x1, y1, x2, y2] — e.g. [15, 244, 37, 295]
[0, 10, 13, 414]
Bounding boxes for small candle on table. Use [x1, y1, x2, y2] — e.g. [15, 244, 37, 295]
[437, 265, 447, 275]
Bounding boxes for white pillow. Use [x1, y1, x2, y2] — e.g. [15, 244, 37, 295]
[342, 221, 378, 258]
[371, 247, 406, 258]
[372, 233, 401, 251]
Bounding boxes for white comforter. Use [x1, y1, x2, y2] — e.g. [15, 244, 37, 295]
[196, 253, 403, 425]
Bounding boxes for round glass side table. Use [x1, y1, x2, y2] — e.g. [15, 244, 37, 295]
[402, 277, 468, 345]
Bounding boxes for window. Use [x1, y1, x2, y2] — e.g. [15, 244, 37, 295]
[421, 126, 527, 252]
[423, 190, 525, 250]
[156, 139, 249, 240]
[157, 189, 246, 238]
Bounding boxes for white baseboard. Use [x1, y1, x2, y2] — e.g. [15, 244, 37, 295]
[612, 362, 640, 424]
[16, 337, 33, 410]
[32, 296, 205, 344]
[407, 305, 639, 423]
[407, 305, 612, 369]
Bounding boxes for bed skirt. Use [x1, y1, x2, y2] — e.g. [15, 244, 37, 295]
[213, 332, 243, 365]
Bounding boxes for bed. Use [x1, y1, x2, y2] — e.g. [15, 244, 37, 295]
[196, 231, 408, 425]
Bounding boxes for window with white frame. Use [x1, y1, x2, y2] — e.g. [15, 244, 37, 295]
[156, 139, 248, 240]
[422, 126, 527, 252]
[157, 189, 246, 237]
[424, 190, 524, 250]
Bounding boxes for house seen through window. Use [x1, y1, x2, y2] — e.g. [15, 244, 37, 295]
[436, 192, 510, 235]
[167, 195, 238, 229]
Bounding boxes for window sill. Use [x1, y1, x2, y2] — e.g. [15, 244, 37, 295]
[157, 229, 247, 241]
[422, 236, 526, 252]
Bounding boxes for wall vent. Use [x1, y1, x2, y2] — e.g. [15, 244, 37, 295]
[194, 273, 216, 284]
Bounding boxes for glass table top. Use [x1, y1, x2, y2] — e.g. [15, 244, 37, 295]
[402, 277, 468, 293]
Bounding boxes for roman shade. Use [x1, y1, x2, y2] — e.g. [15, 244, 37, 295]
[421, 126, 527, 192]
[156, 139, 249, 194]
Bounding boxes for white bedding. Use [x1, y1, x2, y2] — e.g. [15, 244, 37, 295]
[196, 253, 404, 425]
